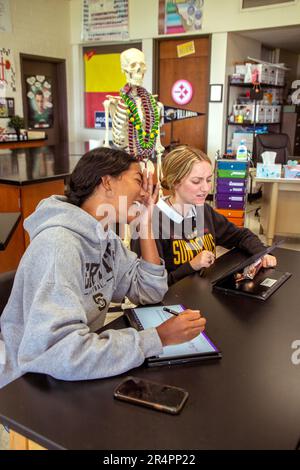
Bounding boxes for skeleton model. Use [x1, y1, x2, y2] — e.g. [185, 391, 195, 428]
[103, 48, 164, 180]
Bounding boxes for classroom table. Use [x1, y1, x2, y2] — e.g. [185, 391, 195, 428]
[0, 247, 299, 450]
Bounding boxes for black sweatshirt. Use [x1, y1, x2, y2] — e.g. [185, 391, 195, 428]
[130, 198, 266, 286]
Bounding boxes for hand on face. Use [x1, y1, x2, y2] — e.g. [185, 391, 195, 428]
[128, 168, 160, 225]
[140, 169, 160, 213]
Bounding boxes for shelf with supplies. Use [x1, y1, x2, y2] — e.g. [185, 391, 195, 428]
[213, 159, 249, 228]
[229, 82, 284, 89]
[227, 121, 281, 126]
[225, 75, 285, 161]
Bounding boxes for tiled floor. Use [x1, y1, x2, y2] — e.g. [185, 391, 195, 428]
[245, 201, 300, 252]
[1, 201, 299, 450]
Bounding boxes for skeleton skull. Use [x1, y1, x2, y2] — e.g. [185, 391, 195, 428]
[120, 48, 146, 87]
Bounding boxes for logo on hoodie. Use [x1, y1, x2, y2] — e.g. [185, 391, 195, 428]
[84, 242, 115, 311]
[84, 242, 115, 293]
[93, 293, 107, 311]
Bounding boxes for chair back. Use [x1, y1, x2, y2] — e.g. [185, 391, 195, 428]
[254, 133, 292, 165]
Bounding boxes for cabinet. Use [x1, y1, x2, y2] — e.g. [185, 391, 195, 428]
[214, 159, 249, 227]
[0, 179, 65, 272]
[225, 79, 284, 159]
[281, 105, 300, 156]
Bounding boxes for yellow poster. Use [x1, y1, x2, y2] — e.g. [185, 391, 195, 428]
[84, 53, 126, 92]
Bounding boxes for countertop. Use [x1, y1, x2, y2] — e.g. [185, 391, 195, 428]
[0, 143, 84, 186]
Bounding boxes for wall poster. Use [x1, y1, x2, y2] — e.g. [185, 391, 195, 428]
[159, 0, 204, 35]
[82, 0, 129, 42]
[26, 75, 53, 129]
[0, 0, 12, 33]
[83, 48, 127, 129]
[0, 47, 16, 96]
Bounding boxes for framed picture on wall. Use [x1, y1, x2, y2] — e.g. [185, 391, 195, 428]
[0, 97, 14, 117]
[209, 84, 223, 103]
[0, 98, 8, 117]
[26, 75, 53, 129]
[7, 98, 15, 117]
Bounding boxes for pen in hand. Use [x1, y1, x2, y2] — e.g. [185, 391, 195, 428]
[163, 307, 181, 317]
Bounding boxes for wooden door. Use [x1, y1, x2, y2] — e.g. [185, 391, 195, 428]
[20, 54, 68, 147]
[157, 37, 210, 151]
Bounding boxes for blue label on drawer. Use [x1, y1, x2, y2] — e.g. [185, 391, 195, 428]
[217, 161, 248, 170]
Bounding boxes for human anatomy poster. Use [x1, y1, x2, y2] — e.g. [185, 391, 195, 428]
[82, 0, 129, 42]
[0, 47, 16, 96]
[26, 75, 53, 129]
[159, 0, 204, 35]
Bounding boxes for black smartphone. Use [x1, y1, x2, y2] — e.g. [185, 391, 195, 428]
[114, 376, 189, 415]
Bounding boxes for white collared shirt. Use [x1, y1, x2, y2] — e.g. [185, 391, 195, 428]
[156, 197, 197, 224]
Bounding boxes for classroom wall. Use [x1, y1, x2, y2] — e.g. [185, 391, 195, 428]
[1, 1, 299, 154]
[128, 0, 300, 40]
[69, 0, 155, 143]
[69, 0, 300, 154]
[207, 33, 228, 162]
[0, 0, 71, 133]
[226, 33, 262, 76]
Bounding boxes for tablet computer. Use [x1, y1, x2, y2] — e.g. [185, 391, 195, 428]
[125, 304, 222, 367]
[212, 242, 291, 301]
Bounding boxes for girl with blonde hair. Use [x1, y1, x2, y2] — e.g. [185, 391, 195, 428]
[131, 145, 276, 285]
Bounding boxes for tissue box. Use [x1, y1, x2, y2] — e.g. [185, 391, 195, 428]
[256, 163, 282, 179]
[284, 165, 300, 179]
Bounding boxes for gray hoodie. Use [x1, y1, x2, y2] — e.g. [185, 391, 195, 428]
[0, 195, 167, 388]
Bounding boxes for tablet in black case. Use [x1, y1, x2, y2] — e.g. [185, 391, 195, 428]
[212, 243, 291, 301]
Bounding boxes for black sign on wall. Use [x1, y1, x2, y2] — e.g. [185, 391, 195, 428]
[164, 105, 204, 123]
